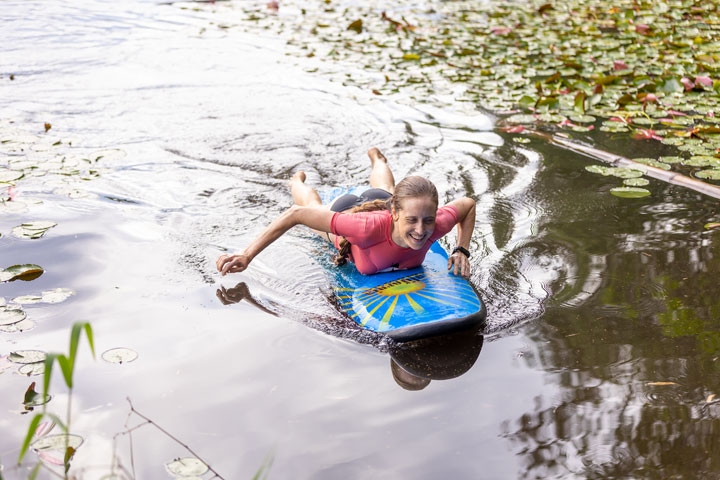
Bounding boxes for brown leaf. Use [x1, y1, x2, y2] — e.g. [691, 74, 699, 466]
[44, 123, 52, 132]
[647, 381, 677, 386]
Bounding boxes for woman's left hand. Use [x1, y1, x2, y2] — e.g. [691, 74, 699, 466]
[448, 252, 471, 278]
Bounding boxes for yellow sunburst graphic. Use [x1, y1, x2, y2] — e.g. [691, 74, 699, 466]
[336, 271, 480, 330]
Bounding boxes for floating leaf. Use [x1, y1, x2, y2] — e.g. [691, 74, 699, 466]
[610, 187, 651, 198]
[12, 222, 56, 240]
[0, 264, 44, 282]
[624, 178, 650, 187]
[632, 158, 671, 170]
[347, 19, 363, 34]
[18, 362, 45, 376]
[0, 308, 26, 326]
[708, 394, 717, 403]
[512, 137, 531, 144]
[647, 381, 677, 386]
[23, 382, 51, 407]
[12, 295, 43, 305]
[101, 348, 138, 364]
[8, 350, 46, 364]
[506, 114, 537, 124]
[41, 288, 75, 304]
[569, 114, 595, 124]
[0, 169, 24, 183]
[658, 156, 683, 164]
[695, 170, 720, 180]
[0, 318, 35, 333]
[31, 434, 84, 454]
[165, 457, 209, 477]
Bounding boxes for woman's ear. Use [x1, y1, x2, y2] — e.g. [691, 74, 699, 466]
[391, 207, 399, 222]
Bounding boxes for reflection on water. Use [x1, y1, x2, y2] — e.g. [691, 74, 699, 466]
[2, 0, 720, 478]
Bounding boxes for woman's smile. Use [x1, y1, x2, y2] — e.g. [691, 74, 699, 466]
[391, 196, 437, 249]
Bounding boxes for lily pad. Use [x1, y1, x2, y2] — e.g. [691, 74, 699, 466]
[569, 114, 596, 123]
[683, 156, 720, 167]
[41, 288, 75, 304]
[0, 318, 35, 334]
[18, 361, 45, 376]
[165, 457, 209, 477]
[506, 114, 538, 124]
[658, 156, 683, 164]
[512, 137, 531, 144]
[695, 170, 720, 180]
[0, 264, 44, 282]
[12, 222, 56, 239]
[8, 350, 46, 364]
[31, 434, 84, 456]
[632, 158, 671, 170]
[101, 348, 138, 364]
[11, 295, 43, 305]
[0, 169, 24, 183]
[610, 187, 651, 198]
[624, 178, 650, 187]
[0, 308, 26, 326]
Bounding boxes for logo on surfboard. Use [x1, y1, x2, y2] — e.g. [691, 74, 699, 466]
[335, 272, 481, 330]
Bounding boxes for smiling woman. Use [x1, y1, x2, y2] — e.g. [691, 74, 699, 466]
[216, 148, 477, 278]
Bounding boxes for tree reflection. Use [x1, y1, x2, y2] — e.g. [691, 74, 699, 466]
[500, 193, 720, 478]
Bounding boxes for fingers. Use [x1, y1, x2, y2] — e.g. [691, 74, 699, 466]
[217, 254, 248, 276]
[448, 253, 471, 278]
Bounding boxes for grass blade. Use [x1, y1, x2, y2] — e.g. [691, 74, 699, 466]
[18, 413, 44, 464]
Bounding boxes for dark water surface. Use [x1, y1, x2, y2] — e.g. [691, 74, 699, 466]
[1, 0, 719, 478]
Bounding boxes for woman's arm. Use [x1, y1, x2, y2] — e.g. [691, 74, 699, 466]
[216, 205, 335, 275]
[445, 197, 476, 277]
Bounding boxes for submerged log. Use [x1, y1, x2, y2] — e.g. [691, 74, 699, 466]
[525, 129, 720, 201]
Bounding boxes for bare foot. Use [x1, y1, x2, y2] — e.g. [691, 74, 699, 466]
[368, 147, 388, 166]
[290, 170, 307, 184]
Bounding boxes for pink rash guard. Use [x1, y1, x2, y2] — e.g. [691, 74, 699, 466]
[330, 205, 459, 274]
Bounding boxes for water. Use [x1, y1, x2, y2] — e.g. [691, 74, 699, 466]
[1, 0, 720, 478]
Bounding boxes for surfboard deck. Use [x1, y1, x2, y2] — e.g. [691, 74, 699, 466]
[321, 187, 486, 342]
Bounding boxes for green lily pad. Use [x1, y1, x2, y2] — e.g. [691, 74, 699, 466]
[31, 433, 84, 452]
[512, 137, 531, 144]
[695, 170, 720, 180]
[0, 264, 44, 282]
[610, 187, 651, 198]
[8, 350, 46, 364]
[0, 308, 26, 326]
[165, 458, 209, 477]
[632, 158, 671, 170]
[624, 178, 650, 186]
[41, 288, 75, 304]
[569, 114, 596, 123]
[18, 361, 44, 376]
[101, 348, 139, 364]
[506, 114, 538, 124]
[0, 318, 35, 334]
[658, 156, 684, 164]
[0, 169, 24, 183]
[11, 295, 43, 305]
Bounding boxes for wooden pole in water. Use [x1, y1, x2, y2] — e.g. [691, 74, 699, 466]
[525, 129, 720, 201]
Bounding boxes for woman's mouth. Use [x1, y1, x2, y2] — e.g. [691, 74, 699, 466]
[408, 232, 425, 243]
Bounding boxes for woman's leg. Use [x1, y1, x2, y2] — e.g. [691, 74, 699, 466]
[368, 147, 395, 194]
[290, 171, 337, 244]
[290, 171, 322, 207]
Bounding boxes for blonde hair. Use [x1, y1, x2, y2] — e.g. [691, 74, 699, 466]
[332, 177, 439, 267]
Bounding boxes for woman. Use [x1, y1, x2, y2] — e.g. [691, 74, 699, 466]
[216, 148, 476, 277]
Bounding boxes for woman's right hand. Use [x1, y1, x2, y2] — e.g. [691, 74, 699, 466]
[216, 253, 251, 276]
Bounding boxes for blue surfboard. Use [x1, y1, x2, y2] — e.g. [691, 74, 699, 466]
[321, 187, 486, 342]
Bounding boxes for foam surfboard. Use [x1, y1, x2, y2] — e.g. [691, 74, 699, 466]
[321, 187, 487, 342]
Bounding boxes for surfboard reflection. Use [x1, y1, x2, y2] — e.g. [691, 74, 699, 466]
[388, 326, 484, 391]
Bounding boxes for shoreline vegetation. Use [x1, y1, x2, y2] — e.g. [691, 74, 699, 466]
[177, 0, 720, 200]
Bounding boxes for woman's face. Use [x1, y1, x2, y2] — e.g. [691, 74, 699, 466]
[391, 196, 438, 250]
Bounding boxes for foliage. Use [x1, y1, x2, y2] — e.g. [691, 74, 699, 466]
[183, 0, 720, 190]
